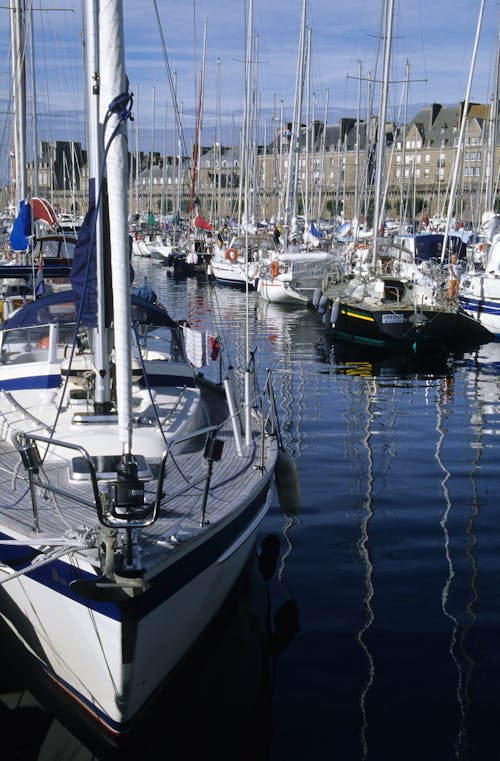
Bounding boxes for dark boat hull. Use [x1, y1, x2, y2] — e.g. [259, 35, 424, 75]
[325, 300, 493, 352]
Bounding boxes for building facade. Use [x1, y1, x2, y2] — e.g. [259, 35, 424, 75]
[21, 101, 499, 228]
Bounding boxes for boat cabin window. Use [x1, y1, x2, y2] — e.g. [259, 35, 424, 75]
[1, 322, 78, 364]
[133, 323, 184, 362]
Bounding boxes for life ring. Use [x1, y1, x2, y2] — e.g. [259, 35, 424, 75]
[270, 260, 280, 280]
[225, 248, 238, 262]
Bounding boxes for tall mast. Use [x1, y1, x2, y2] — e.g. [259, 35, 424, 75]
[441, 0, 485, 262]
[11, 0, 27, 205]
[85, 0, 109, 410]
[284, 0, 307, 243]
[100, 0, 133, 448]
[371, 0, 394, 269]
[485, 15, 500, 212]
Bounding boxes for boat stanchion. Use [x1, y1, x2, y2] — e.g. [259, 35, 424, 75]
[17, 436, 43, 532]
[200, 434, 224, 526]
[224, 377, 244, 456]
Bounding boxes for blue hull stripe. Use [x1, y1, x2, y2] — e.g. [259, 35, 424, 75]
[0, 373, 61, 391]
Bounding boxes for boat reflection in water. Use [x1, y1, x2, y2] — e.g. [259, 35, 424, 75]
[0, 536, 299, 760]
[315, 335, 486, 380]
[314, 334, 498, 760]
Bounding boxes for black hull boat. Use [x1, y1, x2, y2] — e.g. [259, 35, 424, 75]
[315, 277, 493, 353]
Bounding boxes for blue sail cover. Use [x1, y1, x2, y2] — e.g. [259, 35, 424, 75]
[9, 200, 32, 251]
[310, 221, 324, 239]
[70, 179, 97, 326]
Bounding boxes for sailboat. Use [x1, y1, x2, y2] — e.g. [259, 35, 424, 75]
[1, 3, 74, 320]
[0, 0, 280, 734]
[312, 0, 493, 353]
[459, 211, 500, 337]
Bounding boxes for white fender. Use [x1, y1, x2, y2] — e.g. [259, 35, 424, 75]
[275, 447, 301, 517]
[330, 299, 340, 325]
[317, 293, 328, 315]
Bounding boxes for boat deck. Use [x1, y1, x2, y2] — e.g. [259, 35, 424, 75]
[0, 379, 277, 561]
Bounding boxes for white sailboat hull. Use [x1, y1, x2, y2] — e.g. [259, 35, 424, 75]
[257, 277, 310, 304]
[459, 272, 500, 337]
[0, 480, 274, 731]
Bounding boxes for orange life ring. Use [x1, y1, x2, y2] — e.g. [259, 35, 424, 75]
[270, 260, 280, 280]
[225, 248, 238, 262]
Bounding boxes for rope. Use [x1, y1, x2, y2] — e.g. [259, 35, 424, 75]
[0, 526, 98, 586]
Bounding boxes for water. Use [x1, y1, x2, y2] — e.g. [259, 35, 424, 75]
[2, 260, 500, 760]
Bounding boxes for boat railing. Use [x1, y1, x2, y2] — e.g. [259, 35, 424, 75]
[14, 423, 221, 531]
[13, 377, 277, 532]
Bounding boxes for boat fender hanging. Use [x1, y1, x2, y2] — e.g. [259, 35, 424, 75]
[330, 299, 340, 325]
[312, 287, 321, 308]
[270, 260, 280, 280]
[226, 248, 238, 262]
[317, 293, 328, 315]
[209, 335, 220, 360]
[275, 447, 301, 518]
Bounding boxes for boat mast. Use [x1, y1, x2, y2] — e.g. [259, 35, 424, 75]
[85, 0, 110, 411]
[371, 0, 394, 269]
[100, 0, 133, 452]
[441, 0, 485, 263]
[189, 18, 207, 216]
[10, 0, 27, 206]
[485, 15, 500, 212]
[283, 0, 307, 244]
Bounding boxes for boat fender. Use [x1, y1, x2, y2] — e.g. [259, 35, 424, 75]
[330, 299, 340, 325]
[275, 447, 301, 517]
[317, 293, 328, 315]
[270, 260, 280, 280]
[312, 287, 321, 308]
[209, 335, 220, 360]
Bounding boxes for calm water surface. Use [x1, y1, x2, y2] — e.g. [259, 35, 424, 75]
[2, 259, 500, 760]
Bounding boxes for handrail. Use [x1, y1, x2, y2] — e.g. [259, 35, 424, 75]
[13, 375, 278, 531]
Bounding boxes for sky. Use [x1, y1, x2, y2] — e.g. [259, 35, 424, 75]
[1, 0, 500, 164]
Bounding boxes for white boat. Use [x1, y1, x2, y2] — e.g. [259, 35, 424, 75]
[257, 249, 345, 305]
[0, 0, 280, 734]
[210, 233, 277, 288]
[459, 211, 500, 337]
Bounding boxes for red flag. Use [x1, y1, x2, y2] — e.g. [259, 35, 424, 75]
[194, 214, 212, 231]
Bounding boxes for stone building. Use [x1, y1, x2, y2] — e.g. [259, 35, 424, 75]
[20, 101, 499, 227]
